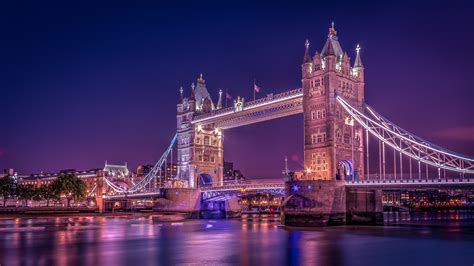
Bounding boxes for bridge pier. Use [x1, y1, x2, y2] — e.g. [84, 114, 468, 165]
[153, 188, 202, 218]
[346, 188, 383, 225]
[282, 180, 383, 226]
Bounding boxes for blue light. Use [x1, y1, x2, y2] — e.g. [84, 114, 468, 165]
[292, 185, 299, 192]
[307, 185, 312, 189]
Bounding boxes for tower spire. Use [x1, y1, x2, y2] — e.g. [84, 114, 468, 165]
[354, 44, 363, 68]
[329, 21, 337, 37]
[303, 39, 311, 63]
[189, 82, 195, 100]
[217, 89, 223, 109]
[179, 86, 184, 102]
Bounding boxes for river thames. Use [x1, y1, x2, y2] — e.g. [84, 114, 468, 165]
[0, 212, 473, 266]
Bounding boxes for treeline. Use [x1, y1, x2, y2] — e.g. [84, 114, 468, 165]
[0, 174, 87, 207]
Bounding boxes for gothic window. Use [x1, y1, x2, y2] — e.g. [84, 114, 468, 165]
[204, 155, 210, 162]
[204, 136, 210, 145]
[212, 139, 217, 146]
[317, 111, 321, 119]
[312, 153, 317, 159]
[198, 155, 203, 161]
[311, 111, 316, 120]
[317, 135, 322, 143]
[210, 156, 215, 163]
[196, 137, 201, 144]
[311, 134, 317, 144]
[322, 109, 326, 118]
[336, 129, 342, 142]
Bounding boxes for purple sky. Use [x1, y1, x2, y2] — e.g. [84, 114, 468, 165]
[1, 1, 473, 178]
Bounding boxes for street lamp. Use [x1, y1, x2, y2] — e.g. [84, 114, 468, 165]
[345, 116, 355, 181]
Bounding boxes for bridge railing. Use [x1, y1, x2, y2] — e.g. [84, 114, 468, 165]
[200, 183, 285, 192]
[192, 88, 303, 122]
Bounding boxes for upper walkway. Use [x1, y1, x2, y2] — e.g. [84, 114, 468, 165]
[191, 88, 303, 129]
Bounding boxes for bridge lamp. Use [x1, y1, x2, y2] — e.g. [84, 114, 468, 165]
[292, 184, 299, 192]
[306, 168, 312, 174]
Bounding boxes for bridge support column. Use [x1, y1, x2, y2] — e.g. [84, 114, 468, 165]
[346, 188, 383, 225]
[153, 188, 202, 218]
[224, 198, 241, 218]
[283, 180, 347, 226]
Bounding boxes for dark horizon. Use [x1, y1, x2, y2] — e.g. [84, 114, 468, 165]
[1, 1, 473, 178]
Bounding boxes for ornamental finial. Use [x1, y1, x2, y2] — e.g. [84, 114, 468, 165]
[305, 39, 309, 49]
[197, 73, 205, 84]
[329, 21, 337, 36]
[356, 44, 361, 53]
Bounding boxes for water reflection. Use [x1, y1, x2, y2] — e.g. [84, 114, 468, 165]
[0, 212, 473, 266]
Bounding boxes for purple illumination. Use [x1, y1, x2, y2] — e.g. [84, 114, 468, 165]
[0, 1, 473, 179]
[292, 185, 299, 192]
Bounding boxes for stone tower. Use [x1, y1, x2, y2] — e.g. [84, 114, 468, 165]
[176, 75, 224, 188]
[302, 22, 365, 181]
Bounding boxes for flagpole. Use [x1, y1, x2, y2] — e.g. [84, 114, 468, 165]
[253, 78, 256, 101]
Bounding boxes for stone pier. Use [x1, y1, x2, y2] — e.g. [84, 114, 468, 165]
[153, 188, 202, 218]
[282, 180, 382, 226]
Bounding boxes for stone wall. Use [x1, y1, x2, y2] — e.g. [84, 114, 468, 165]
[283, 180, 346, 226]
[346, 188, 383, 224]
[153, 188, 202, 218]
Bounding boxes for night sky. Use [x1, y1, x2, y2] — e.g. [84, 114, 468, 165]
[1, 1, 473, 179]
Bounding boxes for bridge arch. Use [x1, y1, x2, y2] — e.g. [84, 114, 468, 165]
[336, 160, 353, 180]
[198, 173, 213, 187]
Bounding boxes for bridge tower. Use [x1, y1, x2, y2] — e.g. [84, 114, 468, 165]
[302, 22, 365, 181]
[176, 75, 224, 188]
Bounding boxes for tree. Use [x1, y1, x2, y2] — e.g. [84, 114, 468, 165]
[52, 174, 87, 207]
[0, 176, 15, 206]
[16, 184, 35, 207]
[43, 185, 61, 207]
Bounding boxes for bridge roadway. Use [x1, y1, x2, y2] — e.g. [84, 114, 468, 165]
[102, 178, 474, 201]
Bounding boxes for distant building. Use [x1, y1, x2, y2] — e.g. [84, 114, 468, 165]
[103, 161, 130, 178]
[18, 168, 101, 187]
[223, 161, 245, 184]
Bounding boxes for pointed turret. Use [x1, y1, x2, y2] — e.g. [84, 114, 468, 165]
[302, 40, 313, 77]
[303, 39, 311, 63]
[189, 83, 195, 100]
[217, 89, 223, 109]
[179, 86, 184, 103]
[354, 44, 363, 68]
[321, 22, 343, 58]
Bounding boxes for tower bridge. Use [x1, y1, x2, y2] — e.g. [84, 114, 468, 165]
[98, 23, 474, 225]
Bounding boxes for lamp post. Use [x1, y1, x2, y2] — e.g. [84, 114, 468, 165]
[345, 116, 355, 181]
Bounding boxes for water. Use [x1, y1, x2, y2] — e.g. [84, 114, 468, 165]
[0, 212, 473, 266]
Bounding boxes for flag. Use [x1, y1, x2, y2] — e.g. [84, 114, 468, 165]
[226, 92, 232, 99]
[254, 83, 261, 93]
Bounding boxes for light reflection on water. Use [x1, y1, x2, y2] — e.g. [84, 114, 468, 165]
[0, 212, 473, 266]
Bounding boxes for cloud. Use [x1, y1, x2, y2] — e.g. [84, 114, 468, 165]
[433, 126, 474, 141]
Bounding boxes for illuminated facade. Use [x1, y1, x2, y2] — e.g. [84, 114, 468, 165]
[302, 22, 365, 180]
[176, 75, 224, 188]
